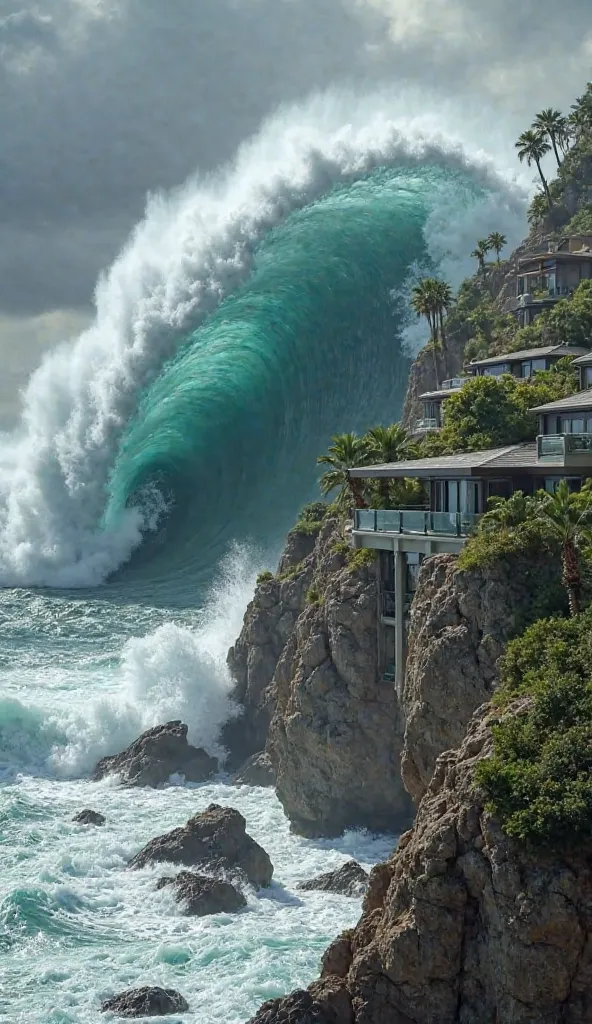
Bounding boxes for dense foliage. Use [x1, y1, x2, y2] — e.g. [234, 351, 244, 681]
[476, 608, 592, 847]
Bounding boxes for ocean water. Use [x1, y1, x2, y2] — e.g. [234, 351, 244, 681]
[0, 92, 528, 1022]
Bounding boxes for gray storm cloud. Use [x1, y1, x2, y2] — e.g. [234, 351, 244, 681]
[0, 0, 590, 424]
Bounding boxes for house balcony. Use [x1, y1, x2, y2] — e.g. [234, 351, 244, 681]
[537, 433, 592, 465]
[413, 417, 440, 434]
[354, 508, 481, 538]
[441, 376, 471, 390]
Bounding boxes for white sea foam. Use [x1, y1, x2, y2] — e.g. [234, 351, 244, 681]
[0, 88, 527, 589]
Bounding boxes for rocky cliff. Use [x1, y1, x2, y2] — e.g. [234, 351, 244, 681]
[249, 704, 592, 1024]
[267, 520, 411, 838]
[223, 528, 317, 768]
[401, 551, 565, 804]
[226, 517, 412, 838]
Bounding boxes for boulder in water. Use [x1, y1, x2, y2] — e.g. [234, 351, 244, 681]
[92, 721, 217, 787]
[296, 861, 368, 897]
[245, 988, 344, 1024]
[72, 809, 106, 826]
[100, 986, 189, 1017]
[129, 803, 273, 889]
[156, 871, 247, 916]
[233, 751, 276, 787]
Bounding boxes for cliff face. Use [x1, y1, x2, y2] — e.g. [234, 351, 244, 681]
[223, 530, 316, 768]
[401, 552, 564, 804]
[226, 518, 412, 837]
[250, 706, 592, 1024]
[267, 521, 411, 838]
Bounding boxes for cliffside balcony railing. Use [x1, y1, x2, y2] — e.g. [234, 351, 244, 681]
[413, 417, 440, 433]
[537, 432, 592, 462]
[441, 376, 471, 390]
[355, 509, 481, 537]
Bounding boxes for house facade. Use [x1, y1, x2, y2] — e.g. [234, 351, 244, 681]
[511, 238, 592, 327]
[351, 387, 592, 692]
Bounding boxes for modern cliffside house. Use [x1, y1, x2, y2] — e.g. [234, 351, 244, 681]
[412, 376, 471, 436]
[467, 344, 588, 380]
[412, 346, 588, 438]
[350, 387, 592, 691]
[510, 237, 592, 327]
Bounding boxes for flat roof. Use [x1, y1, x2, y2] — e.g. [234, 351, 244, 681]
[532, 389, 592, 414]
[417, 388, 460, 401]
[350, 444, 539, 478]
[469, 345, 587, 369]
[518, 251, 592, 267]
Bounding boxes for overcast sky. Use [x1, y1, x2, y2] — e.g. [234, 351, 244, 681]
[0, 0, 590, 426]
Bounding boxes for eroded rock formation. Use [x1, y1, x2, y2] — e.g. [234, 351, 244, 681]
[72, 809, 105, 826]
[129, 803, 273, 889]
[266, 521, 411, 837]
[401, 552, 564, 803]
[156, 871, 246, 916]
[100, 986, 189, 1017]
[249, 705, 592, 1023]
[297, 862, 369, 897]
[93, 721, 217, 787]
[233, 751, 276, 787]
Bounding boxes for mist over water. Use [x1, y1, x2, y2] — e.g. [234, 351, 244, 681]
[0, 92, 528, 1023]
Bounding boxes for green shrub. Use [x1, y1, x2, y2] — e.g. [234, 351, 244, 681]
[256, 570, 274, 585]
[305, 586, 322, 606]
[476, 608, 592, 848]
[291, 501, 330, 537]
[277, 560, 306, 582]
[331, 539, 350, 558]
[346, 547, 376, 571]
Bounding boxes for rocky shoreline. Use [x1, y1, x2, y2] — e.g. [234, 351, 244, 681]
[84, 505, 591, 1021]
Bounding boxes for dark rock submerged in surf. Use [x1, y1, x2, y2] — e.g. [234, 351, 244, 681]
[156, 871, 247, 916]
[100, 986, 189, 1017]
[129, 803, 274, 889]
[93, 720, 217, 787]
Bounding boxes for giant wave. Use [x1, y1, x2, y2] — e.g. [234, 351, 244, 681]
[0, 94, 528, 592]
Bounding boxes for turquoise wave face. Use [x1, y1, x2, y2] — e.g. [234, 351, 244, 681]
[104, 164, 483, 584]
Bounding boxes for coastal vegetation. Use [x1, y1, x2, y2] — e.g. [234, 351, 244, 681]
[477, 608, 592, 847]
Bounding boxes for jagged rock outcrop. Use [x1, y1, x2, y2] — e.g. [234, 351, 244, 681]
[401, 552, 564, 804]
[100, 986, 189, 1017]
[250, 705, 592, 1023]
[267, 520, 412, 838]
[72, 809, 105, 826]
[129, 803, 273, 889]
[93, 721, 217, 787]
[297, 862, 369, 897]
[156, 871, 246, 916]
[223, 530, 316, 767]
[233, 751, 276, 787]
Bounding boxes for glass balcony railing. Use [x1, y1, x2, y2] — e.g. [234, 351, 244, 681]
[441, 377, 471, 390]
[413, 417, 440, 433]
[354, 509, 481, 537]
[537, 433, 592, 461]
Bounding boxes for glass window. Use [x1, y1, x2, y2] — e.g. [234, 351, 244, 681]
[562, 418, 585, 434]
[484, 363, 510, 377]
[488, 480, 513, 500]
[521, 361, 532, 378]
[447, 480, 459, 513]
[531, 359, 547, 372]
[585, 367, 592, 388]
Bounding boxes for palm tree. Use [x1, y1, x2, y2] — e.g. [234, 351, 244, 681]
[411, 279, 441, 388]
[365, 424, 413, 507]
[535, 481, 592, 617]
[317, 432, 370, 510]
[569, 86, 592, 142]
[471, 240, 491, 274]
[515, 130, 553, 207]
[487, 232, 507, 264]
[533, 109, 568, 167]
[432, 279, 453, 365]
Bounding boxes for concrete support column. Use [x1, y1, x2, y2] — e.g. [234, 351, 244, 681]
[394, 550, 407, 697]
